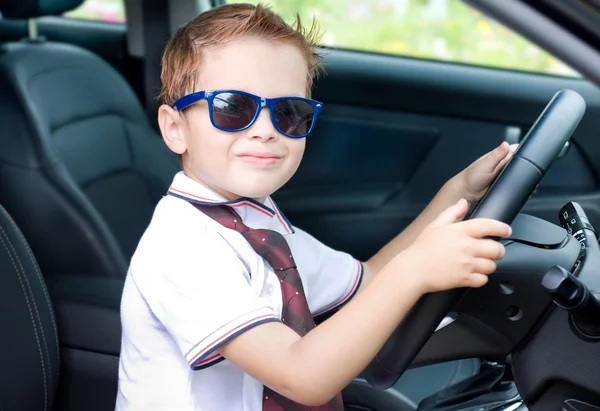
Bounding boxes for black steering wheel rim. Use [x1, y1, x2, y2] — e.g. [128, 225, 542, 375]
[363, 89, 587, 390]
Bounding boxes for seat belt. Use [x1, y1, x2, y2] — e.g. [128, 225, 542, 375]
[141, 0, 170, 127]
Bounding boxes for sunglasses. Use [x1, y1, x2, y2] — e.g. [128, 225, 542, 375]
[172, 90, 323, 138]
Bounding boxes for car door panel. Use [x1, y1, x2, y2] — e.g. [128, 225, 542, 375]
[275, 49, 600, 262]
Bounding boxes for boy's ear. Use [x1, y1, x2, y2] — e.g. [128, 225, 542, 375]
[158, 104, 187, 155]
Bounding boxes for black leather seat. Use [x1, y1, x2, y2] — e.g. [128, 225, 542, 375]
[0, 203, 60, 411]
[0, 0, 180, 279]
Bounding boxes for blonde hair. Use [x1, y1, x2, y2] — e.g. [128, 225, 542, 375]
[159, 2, 325, 105]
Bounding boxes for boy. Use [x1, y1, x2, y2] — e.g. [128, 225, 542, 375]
[116, 3, 514, 410]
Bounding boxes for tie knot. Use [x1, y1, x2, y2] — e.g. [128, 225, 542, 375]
[192, 204, 249, 232]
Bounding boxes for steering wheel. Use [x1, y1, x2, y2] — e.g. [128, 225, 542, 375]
[363, 89, 587, 390]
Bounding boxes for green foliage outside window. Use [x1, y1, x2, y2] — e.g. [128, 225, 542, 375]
[64, 0, 578, 77]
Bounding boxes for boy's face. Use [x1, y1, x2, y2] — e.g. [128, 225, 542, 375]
[159, 35, 309, 201]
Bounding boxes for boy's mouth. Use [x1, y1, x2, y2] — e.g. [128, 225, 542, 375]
[237, 152, 284, 166]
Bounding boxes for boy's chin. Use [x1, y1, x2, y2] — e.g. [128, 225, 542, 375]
[231, 178, 288, 202]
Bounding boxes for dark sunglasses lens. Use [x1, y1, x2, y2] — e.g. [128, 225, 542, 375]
[273, 99, 315, 137]
[212, 92, 257, 130]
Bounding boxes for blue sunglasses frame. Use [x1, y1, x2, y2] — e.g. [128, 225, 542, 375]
[172, 89, 323, 138]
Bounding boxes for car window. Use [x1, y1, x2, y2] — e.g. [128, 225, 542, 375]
[227, 0, 578, 77]
[64, 0, 126, 23]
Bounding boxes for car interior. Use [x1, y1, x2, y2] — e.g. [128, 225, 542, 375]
[2, 0, 600, 410]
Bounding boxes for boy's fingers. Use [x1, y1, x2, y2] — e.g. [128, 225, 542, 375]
[473, 258, 498, 275]
[467, 273, 489, 288]
[483, 142, 510, 169]
[471, 239, 505, 260]
[494, 141, 510, 157]
[493, 143, 519, 173]
[430, 199, 468, 227]
[461, 218, 512, 238]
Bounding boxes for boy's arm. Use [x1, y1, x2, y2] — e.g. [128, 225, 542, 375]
[219, 257, 424, 406]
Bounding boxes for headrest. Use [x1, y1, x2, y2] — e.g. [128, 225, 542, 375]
[0, 0, 84, 18]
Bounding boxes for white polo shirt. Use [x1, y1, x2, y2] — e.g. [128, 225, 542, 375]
[115, 171, 364, 411]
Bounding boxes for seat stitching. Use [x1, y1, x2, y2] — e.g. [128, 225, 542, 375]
[0, 231, 47, 411]
[0, 224, 52, 403]
[4, 214, 59, 356]
[51, 112, 142, 135]
[122, 117, 135, 165]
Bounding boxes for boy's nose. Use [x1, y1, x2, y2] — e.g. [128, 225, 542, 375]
[247, 108, 278, 142]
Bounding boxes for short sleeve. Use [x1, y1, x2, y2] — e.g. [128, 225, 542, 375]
[286, 226, 363, 317]
[131, 229, 279, 370]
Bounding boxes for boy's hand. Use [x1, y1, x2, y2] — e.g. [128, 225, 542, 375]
[401, 198, 512, 294]
[456, 142, 518, 203]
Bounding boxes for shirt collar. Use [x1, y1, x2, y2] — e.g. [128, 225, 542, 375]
[167, 171, 294, 235]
